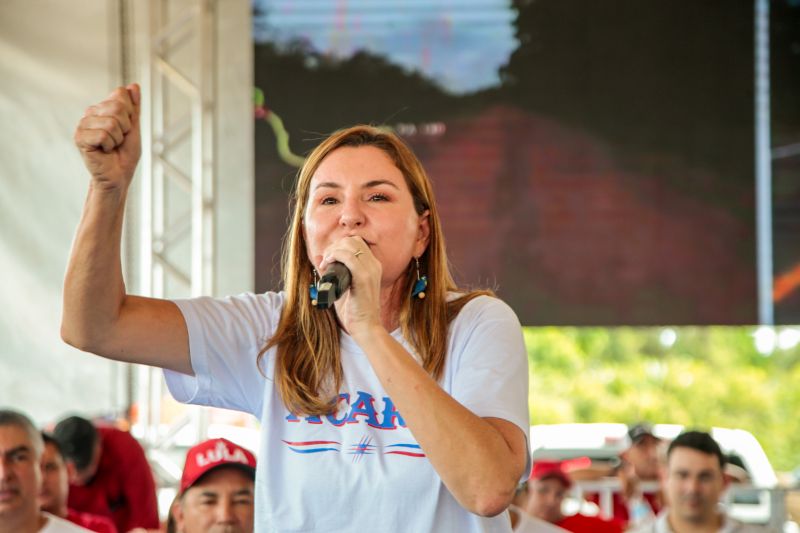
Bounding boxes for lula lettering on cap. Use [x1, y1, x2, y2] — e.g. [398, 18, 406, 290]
[180, 437, 257, 493]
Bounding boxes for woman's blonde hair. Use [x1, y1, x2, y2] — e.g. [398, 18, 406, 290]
[259, 125, 491, 415]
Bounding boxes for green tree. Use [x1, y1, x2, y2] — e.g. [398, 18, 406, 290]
[526, 326, 800, 472]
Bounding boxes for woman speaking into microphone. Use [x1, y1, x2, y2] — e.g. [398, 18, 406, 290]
[63, 83, 530, 532]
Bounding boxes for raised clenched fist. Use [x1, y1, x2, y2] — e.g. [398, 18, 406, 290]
[74, 83, 141, 191]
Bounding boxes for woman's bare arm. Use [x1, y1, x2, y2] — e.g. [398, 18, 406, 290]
[62, 84, 192, 375]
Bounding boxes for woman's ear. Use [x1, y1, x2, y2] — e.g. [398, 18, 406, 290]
[414, 210, 431, 257]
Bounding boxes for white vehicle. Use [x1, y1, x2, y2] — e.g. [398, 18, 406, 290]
[529, 423, 791, 531]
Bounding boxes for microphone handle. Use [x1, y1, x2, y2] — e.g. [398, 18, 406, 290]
[316, 262, 351, 309]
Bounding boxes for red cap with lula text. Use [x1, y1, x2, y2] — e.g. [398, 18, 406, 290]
[180, 438, 257, 493]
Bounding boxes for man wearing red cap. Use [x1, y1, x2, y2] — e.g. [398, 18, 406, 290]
[173, 438, 256, 533]
[517, 461, 623, 533]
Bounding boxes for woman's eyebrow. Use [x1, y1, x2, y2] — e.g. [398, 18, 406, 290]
[312, 181, 341, 191]
[363, 179, 399, 190]
[313, 180, 400, 191]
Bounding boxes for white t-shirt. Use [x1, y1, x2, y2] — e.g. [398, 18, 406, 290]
[629, 510, 770, 533]
[40, 513, 93, 533]
[165, 292, 530, 533]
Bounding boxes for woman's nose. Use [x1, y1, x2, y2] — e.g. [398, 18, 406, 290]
[339, 198, 365, 227]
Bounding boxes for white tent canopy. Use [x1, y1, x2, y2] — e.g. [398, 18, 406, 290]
[0, 0, 254, 437]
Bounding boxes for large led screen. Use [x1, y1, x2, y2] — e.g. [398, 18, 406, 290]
[253, 0, 800, 325]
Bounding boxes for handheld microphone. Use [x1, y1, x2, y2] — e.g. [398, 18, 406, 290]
[315, 262, 351, 309]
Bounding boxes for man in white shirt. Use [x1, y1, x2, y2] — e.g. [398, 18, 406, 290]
[0, 409, 91, 533]
[630, 430, 767, 533]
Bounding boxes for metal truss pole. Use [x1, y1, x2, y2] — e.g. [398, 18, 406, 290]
[139, 0, 217, 453]
[754, 0, 773, 326]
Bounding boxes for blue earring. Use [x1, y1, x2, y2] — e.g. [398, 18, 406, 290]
[412, 257, 427, 299]
[309, 269, 319, 306]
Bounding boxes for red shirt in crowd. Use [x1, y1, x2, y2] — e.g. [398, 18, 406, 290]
[67, 427, 159, 532]
[557, 513, 624, 533]
[66, 508, 118, 533]
[587, 491, 662, 524]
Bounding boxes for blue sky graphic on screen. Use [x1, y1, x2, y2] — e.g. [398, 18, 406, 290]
[253, 0, 517, 94]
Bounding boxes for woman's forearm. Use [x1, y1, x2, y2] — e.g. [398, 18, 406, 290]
[61, 184, 128, 353]
[352, 325, 527, 516]
[63, 84, 191, 373]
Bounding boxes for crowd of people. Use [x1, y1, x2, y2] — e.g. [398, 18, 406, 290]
[2, 408, 774, 533]
[2, 83, 779, 533]
[510, 423, 771, 533]
[0, 409, 257, 533]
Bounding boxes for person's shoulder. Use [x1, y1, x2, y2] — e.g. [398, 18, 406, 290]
[560, 513, 624, 533]
[446, 293, 525, 356]
[191, 290, 286, 310]
[172, 291, 287, 336]
[449, 292, 519, 323]
[725, 515, 771, 533]
[205, 290, 288, 319]
[96, 425, 128, 448]
[41, 512, 94, 533]
[68, 508, 117, 533]
[513, 511, 570, 533]
[96, 425, 147, 460]
[626, 512, 664, 533]
[98, 424, 134, 442]
[626, 522, 658, 533]
[232, 290, 286, 306]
